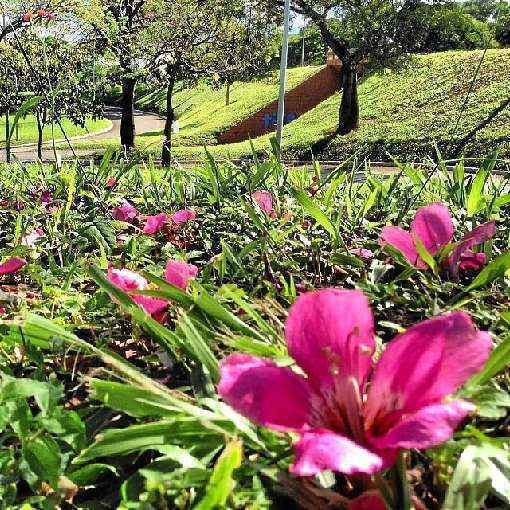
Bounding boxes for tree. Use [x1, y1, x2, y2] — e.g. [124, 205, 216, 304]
[0, 42, 27, 161]
[463, 0, 509, 21]
[262, 0, 421, 135]
[495, 12, 510, 45]
[407, 3, 492, 52]
[87, 0, 161, 149]
[143, 0, 278, 165]
[13, 32, 103, 158]
[213, 6, 279, 107]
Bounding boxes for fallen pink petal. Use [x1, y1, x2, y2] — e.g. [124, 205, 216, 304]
[164, 260, 199, 290]
[252, 190, 275, 215]
[143, 213, 168, 234]
[0, 257, 27, 276]
[21, 228, 44, 248]
[107, 267, 168, 316]
[112, 201, 139, 222]
[170, 209, 196, 226]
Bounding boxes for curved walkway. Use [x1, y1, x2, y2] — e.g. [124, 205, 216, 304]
[0, 107, 166, 163]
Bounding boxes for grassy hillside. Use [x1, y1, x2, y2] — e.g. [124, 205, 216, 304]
[70, 49, 510, 161]
[136, 66, 321, 146]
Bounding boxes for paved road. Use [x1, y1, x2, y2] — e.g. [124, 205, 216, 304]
[0, 107, 166, 163]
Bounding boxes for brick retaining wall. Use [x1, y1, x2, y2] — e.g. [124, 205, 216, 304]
[218, 63, 341, 144]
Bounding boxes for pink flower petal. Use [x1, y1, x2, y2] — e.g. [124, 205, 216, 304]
[459, 251, 487, 271]
[448, 221, 495, 275]
[106, 177, 117, 187]
[108, 267, 148, 292]
[170, 209, 196, 226]
[0, 257, 27, 276]
[368, 400, 475, 451]
[365, 312, 492, 428]
[133, 295, 168, 316]
[107, 267, 167, 316]
[349, 491, 387, 510]
[380, 226, 425, 268]
[410, 203, 454, 255]
[285, 289, 375, 391]
[143, 213, 168, 234]
[350, 248, 374, 260]
[112, 202, 139, 222]
[290, 429, 383, 476]
[218, 354, 311, 432]
[165, 260, 198, 290]
[252, 191, 274, 215]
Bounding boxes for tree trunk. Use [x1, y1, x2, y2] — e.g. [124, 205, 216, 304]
[161, 75, 176, 167]
[5, 106, 10, 163]
[120, 77, 136, 148]
[338, 62, 359, 135]
[225, 82, 231, 106]
[36, 110, 44, 160]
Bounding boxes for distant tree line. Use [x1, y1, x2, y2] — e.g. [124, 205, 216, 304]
[288, 0, 510, 68]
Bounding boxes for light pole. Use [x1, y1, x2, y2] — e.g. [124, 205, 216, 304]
[275, 0, 291, 150]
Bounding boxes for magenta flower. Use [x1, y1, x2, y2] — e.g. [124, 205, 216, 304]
[170, 209, 196, 227]
[143, 213, 168, 234]
[380, 203, 495, 274]
[219, 289, 491, 476]
[0, 257, 27, 276]
[252, 191, 275, 217]
[112, 201, 139, 222]
[21, 228, 44, 248]
[165, 260, 198, 290]
[107, 267, 168, 317]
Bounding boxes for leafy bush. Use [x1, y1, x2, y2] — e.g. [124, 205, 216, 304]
[495, 13, 510, 46]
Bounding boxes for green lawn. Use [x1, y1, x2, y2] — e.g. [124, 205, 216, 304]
[69, 49, 510, 161]
[0, 115, 111, 147]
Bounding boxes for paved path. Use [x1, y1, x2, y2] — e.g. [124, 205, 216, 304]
[0, 107, 166, 163]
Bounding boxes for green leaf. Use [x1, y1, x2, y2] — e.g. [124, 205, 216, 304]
[68, 464, 118, 486]
[291, 188, 338, 242]
[466, 336, 510, 387]
[444, 445, 510, 509]
[22, 436, 61, 485]
[195, 287, 266, 342]
[193, 440, 242, 510]
[465, 252, 510, 292]
[88, 379, 177, 418]
[178, 315, 220, 383]
[75, 419, 223, 464]
[414, 236, 437, 274]
[467, 167, 488, 217]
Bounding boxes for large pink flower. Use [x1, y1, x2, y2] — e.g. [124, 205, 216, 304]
[165, 260, 198, 290]
[112, 201, 139, 222]
[170, 209, 196, 227]
[0, 257, 27, 276]
[107, 267, 168, 317]
[219, 289, 491, 476]
[380, 203, 495, 274]
[143, 213, 168, 234]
